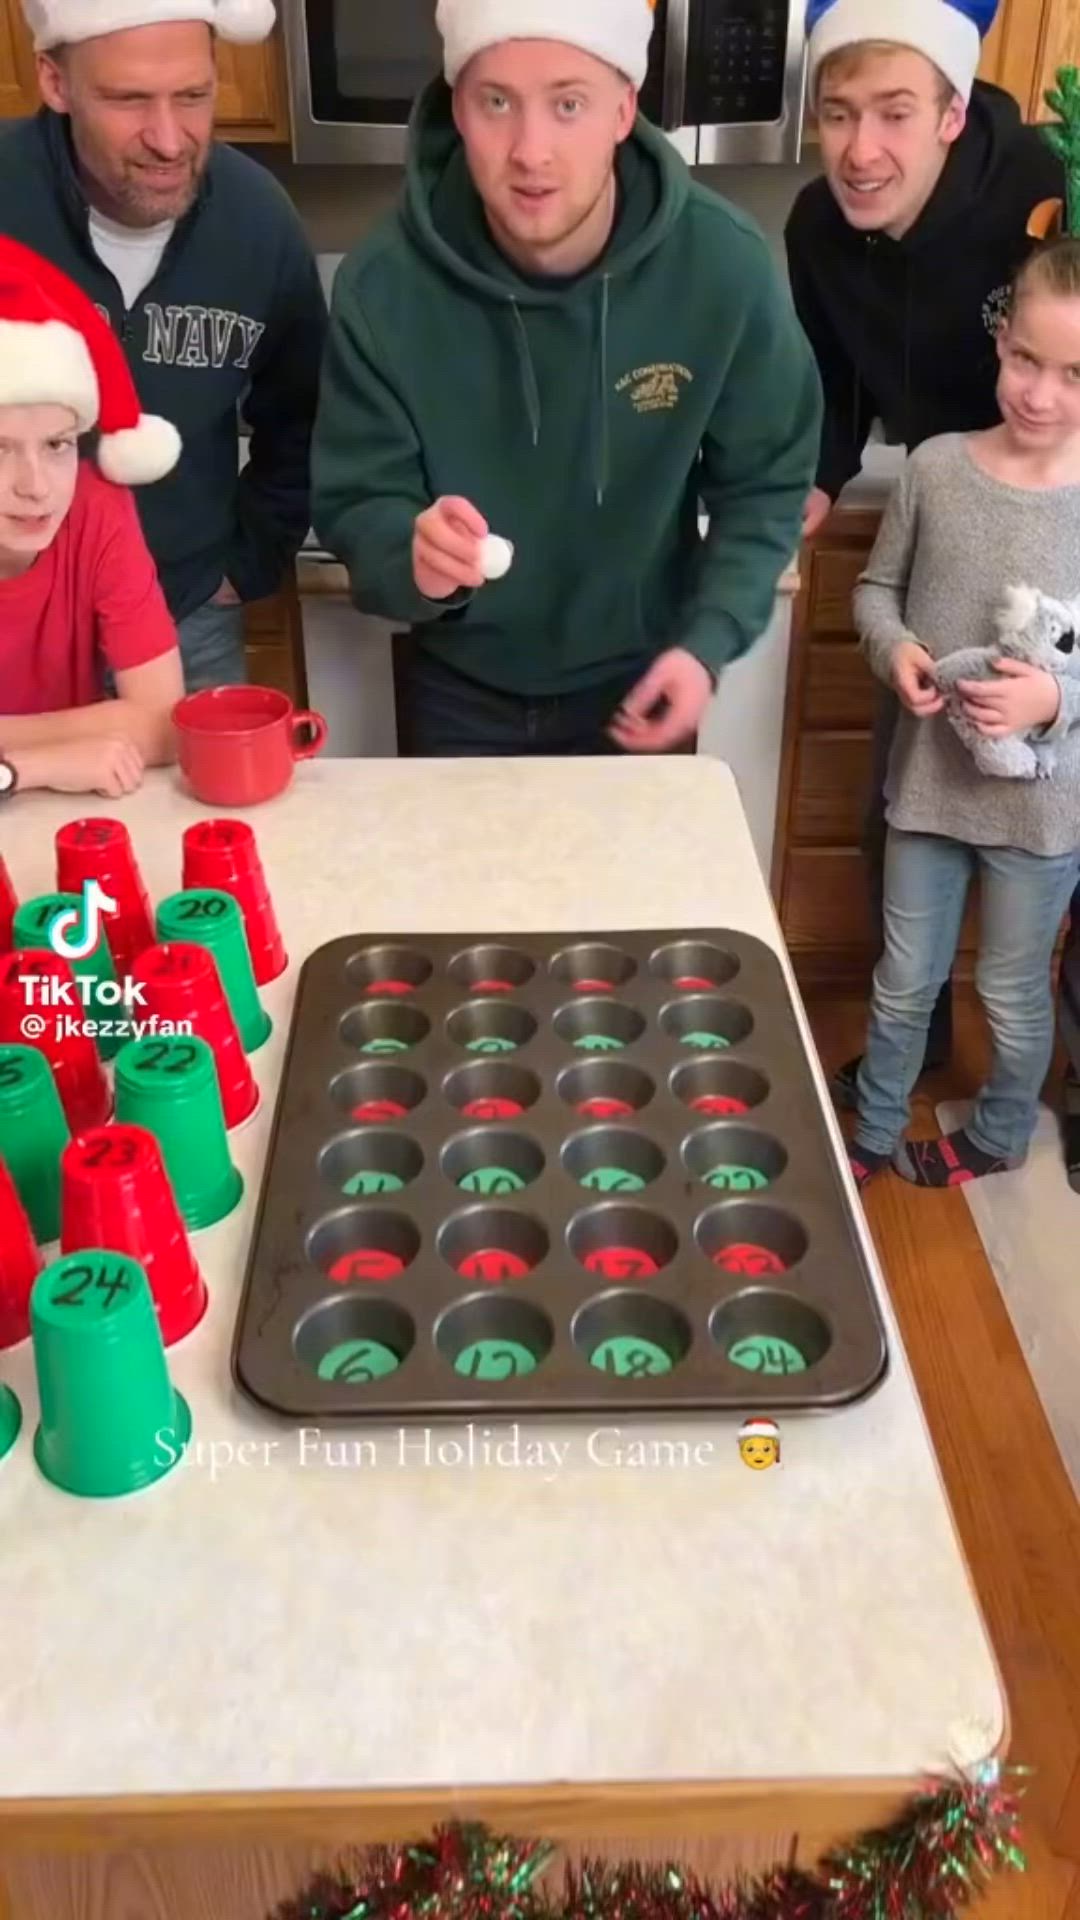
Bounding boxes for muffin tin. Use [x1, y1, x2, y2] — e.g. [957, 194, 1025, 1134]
[231, 931, 888, 1419]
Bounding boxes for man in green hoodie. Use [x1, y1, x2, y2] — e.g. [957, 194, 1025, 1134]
[312, 0, 822, 757]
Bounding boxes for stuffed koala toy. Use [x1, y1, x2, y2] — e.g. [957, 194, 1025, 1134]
[933, 583, 1080, 779]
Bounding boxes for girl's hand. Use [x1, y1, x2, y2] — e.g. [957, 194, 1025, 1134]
[955, 659, 1061, 737]
[892, 640, 944, 716]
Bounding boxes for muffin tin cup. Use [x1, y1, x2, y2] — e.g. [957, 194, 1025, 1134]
[319, 1129, 425, 1197]
[670, 1059, 770, 1117]
[448, 944, 536, 993]
[554, 998, 646, 1053]
[561, 1126, 665, 1193]
[567, 1203, 678, 1280]
[443, 1062, 542, 1119]
[681, 1124, 788, 1193]
[710, 1288, 832, 1379]
[437, 1206, 550, 1284]
[330, 1064, 427, 1124]
[649, 941, 740, 991]
[340, 1003, 431, 1056]
[232, 929, 888, 1419]
[346, 946, 433, 996]
[307, 1206, 421, 1284]
[660, 996, 754, 1052]
[435, 1293, 554, 1381]
[550, 943, 636, 992]
[441, 1128, 545, 1194]
[447, 1001, 538, 1055]
[557, 1060, 655, 1118]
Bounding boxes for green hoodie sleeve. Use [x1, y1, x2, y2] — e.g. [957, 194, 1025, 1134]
[311, 260, 471, 624]
[677, 239, 822, 675]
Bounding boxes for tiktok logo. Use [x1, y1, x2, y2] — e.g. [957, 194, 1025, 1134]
[48, 881, 117, 961]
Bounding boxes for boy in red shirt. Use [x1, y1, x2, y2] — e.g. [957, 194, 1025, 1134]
[0, 238, 184, 800]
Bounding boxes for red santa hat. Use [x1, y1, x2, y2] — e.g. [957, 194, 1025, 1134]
[738, 1417, 779, 1440]
[22, 0, 276, 47]
[0, 237, 181, 485]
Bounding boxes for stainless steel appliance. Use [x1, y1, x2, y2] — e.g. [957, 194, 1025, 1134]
[282, 0, 807, 165]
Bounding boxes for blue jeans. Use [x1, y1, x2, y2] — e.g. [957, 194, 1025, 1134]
[176, 599, 248, 693]
[397, 646, 661, 757]
[856, 829, 1080, 1162]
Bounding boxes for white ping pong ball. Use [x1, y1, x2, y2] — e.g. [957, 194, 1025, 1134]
[480, 535, 514, 581]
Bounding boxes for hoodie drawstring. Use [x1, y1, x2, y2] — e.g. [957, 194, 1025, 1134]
[507, 277, 611, 506]
[595, 274, 611, 507]
[508, 298, 541, 447]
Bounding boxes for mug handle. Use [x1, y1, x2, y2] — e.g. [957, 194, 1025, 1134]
[290, 710, 328, 760]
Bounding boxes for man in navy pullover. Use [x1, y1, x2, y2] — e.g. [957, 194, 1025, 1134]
[0, 0, 327, 689]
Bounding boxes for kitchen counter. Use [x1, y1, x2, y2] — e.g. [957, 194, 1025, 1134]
[0, 758, 1004, 1907]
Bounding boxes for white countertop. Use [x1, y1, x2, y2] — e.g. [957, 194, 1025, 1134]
[0, 758, 1004, 1802]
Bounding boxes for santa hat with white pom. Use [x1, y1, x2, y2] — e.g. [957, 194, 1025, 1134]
[0, 236, 181, 485]
[21, 0, 276, 49]
[806, 0, 999, 105]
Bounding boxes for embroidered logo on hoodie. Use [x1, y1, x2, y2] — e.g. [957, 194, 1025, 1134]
[616, 361, 693, 413]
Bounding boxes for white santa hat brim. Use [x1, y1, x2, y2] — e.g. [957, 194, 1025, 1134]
[739, 1419, 779, 1439]
[28, 0, 276, 49]
[0, 315, 181, 485]
[0, 316, 98, 430]
[436, 0, 653, 89]
[807, 0, 982, 103]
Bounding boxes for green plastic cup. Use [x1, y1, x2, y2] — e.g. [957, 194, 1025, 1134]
[113, 1033, 243, 1229]
[155, 890, 271, 1054]
[0, 1383, 20, 1461]
[13, 892, 124, 1061]
[0, 1044, 70, 1242]
[31, 1248, 191, 1499]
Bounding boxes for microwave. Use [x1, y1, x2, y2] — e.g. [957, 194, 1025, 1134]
[282, 0, 807, 165]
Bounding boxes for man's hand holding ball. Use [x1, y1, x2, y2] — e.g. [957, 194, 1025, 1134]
[413, 497, 513, 600]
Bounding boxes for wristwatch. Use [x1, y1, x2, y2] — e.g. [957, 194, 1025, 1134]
[0, 756, 18, 799]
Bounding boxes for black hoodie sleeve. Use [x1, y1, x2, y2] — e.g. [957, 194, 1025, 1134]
[226, 209, 329, 603]
[785, 201, 874, 502]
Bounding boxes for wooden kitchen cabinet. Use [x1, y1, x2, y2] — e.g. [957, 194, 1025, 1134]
[243, 566, 309, 707]
[0, 0, 289, 139]
[0, 0, 34, 118]
[211, 28, 289, 142]
[978, 0, 1080, 120]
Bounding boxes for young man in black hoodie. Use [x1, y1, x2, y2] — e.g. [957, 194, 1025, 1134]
[0, 0, 327, 692]
[785, 0, 1065, 1118]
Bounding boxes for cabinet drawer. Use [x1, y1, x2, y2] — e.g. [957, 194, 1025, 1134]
[803, 643, 880, 729]
[791, 732, 874, 844]
[782, 850, 875, 950]
[805, 548, 865, 637]
[781, 850, 981, 956]
[244, 639, 302, 703]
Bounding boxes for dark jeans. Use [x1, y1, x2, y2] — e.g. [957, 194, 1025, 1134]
[864, 688, 954, 1070]
[397, 646, 672, 758]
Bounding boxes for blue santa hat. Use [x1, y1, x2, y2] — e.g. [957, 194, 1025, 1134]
[806, 0, 999, 104]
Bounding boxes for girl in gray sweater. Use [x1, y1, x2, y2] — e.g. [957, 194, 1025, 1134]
[850, 235, 1080, 1189]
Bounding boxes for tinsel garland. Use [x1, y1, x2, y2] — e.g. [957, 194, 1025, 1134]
[271, 1771, 1025, 1920]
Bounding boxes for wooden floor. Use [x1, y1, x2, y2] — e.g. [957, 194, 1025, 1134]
[806, 990, 1080, 1919]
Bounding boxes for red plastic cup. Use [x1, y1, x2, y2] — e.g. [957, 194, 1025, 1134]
[0, 856, 17, 953]
[173, 686, 327, 808]
[181, 820, 287, 984]
[55, 818, 154, 978]
[0, 952, 112, 1133]
[0, 1153, 41, 1349]
[130, 943, 258, 1129]
[60, 1125, 207, 1346]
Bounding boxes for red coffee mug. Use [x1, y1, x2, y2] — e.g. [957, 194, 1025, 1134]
[173, 686, 328, 808]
